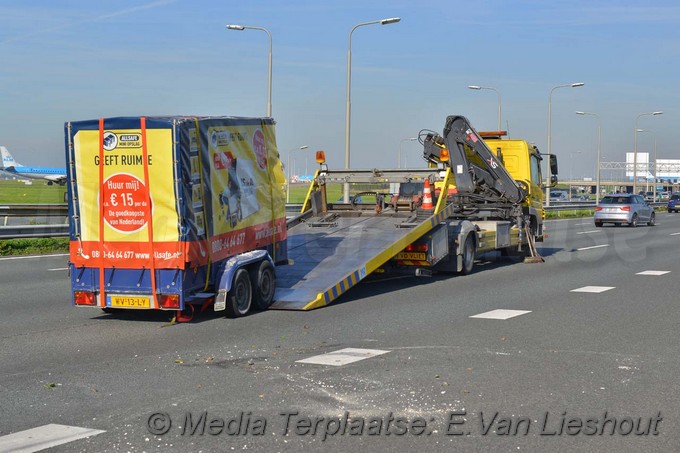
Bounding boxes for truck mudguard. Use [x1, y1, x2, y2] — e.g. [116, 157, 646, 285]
[213, 249, 273, 311]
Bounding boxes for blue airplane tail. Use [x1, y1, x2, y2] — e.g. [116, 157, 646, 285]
[1, 146, 23, 169]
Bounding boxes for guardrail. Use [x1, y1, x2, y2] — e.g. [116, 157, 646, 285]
[0, 225, 69, 239]
[0, 201, 670, 240]
[0, 203, 69, 217]
[547, 201, 666, 212]
[0, 204, 69, 239]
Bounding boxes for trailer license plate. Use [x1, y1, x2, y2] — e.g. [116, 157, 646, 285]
[396, 252, 427, 260]
[110, 295, 151, 308]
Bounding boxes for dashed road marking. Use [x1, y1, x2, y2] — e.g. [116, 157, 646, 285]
[470, 309, 531, 320]
[48, 268, 69, 271]
[571, 286, 615, 293]
[577, 230, 601, 235]
[636, 270, 670, 276]
[297, 348, 389, 366]
[0, 424, 105, 453]
[670, 232, 680, 236]
[577, 244, 609, 251]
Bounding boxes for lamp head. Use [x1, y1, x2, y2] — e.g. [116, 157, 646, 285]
[226, 24, 245, 30]
[380, 17, 401, 25]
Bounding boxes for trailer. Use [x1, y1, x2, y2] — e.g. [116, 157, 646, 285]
[65, 116, 287, 320]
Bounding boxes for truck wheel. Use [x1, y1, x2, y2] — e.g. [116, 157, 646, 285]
[250, 260, 275, 310]
[460, 234, 475, 275]
[226, 268, 252, 318]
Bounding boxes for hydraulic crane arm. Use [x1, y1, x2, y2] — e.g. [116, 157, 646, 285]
[422, 115, 526, 204]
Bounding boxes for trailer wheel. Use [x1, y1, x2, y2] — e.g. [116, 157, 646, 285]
[460, 234, 475, 275]
[226, 268, 252, 318]
[250, 260, 275, 310]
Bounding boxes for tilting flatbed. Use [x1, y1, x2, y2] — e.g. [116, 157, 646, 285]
[272, 168, 455, 310]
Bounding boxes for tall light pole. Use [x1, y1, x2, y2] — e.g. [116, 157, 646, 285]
[467, 85, 502, 131]
[343, 17, 400, 202]
[576, 111, 602, 202]
[546, 82, 585, 206]
[633, 112, 662, 194]
[637, 128, 657, 199]
[399, 137, 417, 168]
[226, 24, 273, 117]
[286, 145, 308, 203]
[569, 150, 582, 200]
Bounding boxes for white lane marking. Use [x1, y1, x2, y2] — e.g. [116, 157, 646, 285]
[297, 348, 389, 366]
[636, 270, 670, 276]
[0, 424, 105, 453]
[571, 286, 615, 293]
[0, 253, 68, 261]
[670, 232, 680, 236]
[576, 230, 601, 235]
[470, 309, 531, 320]
[48, 268, 69, 271]
[575, 222, 591, 226]
[577, 244, 609, 251]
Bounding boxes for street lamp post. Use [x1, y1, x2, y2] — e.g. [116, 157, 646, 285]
[575, 111, 602, 202]
[343, 17, 400, 202]
[633, 112, 662, 194]
[286, 145, 308, 203]
[399, 137, 417, 168]
[546, 82, 585, 207]
[467, 85, 502, 131]
[226, 24, 273, 117]
[636, 128, 657, 199]
[569, 151, 582, 200]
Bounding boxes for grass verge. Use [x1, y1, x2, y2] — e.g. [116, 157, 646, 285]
[545, 209, 594, 219]
[0, 180, 66, 204]
[0, 238, 69, 257]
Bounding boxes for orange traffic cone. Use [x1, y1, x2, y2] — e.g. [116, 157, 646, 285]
[422, 179, 434, 209]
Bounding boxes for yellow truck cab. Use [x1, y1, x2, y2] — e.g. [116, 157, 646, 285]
[479, 131, 546, 241]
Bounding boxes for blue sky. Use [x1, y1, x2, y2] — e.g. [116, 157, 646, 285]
[1, 0, 679, 179]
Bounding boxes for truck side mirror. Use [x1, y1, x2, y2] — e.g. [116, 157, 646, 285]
[550, 155, 558, 176]
[550, 175, 558, 188]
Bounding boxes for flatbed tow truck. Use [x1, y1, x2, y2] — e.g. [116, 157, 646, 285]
[271, 115, 557, 311]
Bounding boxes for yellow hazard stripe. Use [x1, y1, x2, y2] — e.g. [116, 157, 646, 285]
[396, 260, 431, 266]
[302, 268, 365, 310]
[301, 203, 455, 311]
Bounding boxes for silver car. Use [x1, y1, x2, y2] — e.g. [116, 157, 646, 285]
[594, 194, 655, 227]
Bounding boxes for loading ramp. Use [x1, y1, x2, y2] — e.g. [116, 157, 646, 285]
[271, 168, 454, 310]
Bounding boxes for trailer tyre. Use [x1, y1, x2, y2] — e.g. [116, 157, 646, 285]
[460, 234, 475, 275]
[226, 268, 252, 318]
[250, 260, 275, 310]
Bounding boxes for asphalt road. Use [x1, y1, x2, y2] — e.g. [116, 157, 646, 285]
[1, 213, 680, 452]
